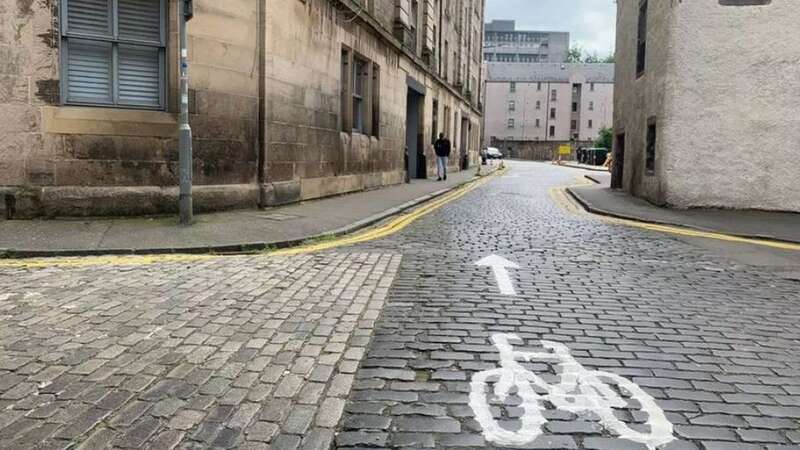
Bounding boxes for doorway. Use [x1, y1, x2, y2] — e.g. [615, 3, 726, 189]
[460, 117, 470, 170]
[611, 133, 625, 189]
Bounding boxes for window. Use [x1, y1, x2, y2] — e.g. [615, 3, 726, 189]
[549, 125, 555, 137]
[572, 102, 578, 113]
[646, 118, 657, 174]
[588, 119, 593, 129]
[590, 82, 595, 92]
[341, 48, 379, 136]
[352, 56, 368, 133]
[589, 101, 594, 111]
[537, 82, 542, 91]
[431, 99, 439, 144]
[61, 0, 167, 109]
[508, 100, 515, 111]
[550, 107, 556, 119]
[535, 118, 540, 128]
[636, 0, 648, 77]
[509, 82, 516, 93]
[551, 89, 557, 101]
[508, 118, 515, 129]
[571, 120, 577, 130]
[372, 63, 380, 137]
[535, 100, 541, 110]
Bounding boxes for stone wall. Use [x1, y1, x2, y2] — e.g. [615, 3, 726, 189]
[662, 1, 800, 212]
[0, 0, 260, 218]
[262, 0, 483, 205]
[613, 0, 675, 205]
[615, 0, 799, 212]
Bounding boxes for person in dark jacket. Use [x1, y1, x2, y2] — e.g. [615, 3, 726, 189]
[433, 133, 452, 181]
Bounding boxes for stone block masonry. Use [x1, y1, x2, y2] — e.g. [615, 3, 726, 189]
[0, 252, 401, 448]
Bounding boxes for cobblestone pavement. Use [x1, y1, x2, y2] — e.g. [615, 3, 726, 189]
[0, 253, 400, 449]
[1, 161, 799, 450]
[338, 161, 800, 449]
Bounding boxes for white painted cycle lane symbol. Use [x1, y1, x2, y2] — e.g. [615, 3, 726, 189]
[469, 334, 676, 449]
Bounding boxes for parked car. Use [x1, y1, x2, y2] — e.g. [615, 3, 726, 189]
[486, 147, 504, 160]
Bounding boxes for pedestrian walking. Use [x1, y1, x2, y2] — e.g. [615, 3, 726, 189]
[434, 133, 452, 181]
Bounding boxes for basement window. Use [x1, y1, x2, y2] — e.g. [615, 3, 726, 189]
[61, 0, 167, 109]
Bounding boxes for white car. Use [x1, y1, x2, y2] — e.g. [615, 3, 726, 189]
[486, 147, 504, 159]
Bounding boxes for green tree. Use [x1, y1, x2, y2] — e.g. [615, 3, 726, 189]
[584, 52, 602, 63]
[595, 127, 613, 150]
[566, 45, 584, 63]
[602, 53, 616, 63]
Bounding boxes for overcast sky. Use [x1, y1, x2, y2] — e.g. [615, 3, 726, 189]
[485, 0, 617, 57]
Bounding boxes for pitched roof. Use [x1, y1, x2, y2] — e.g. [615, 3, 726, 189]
[486, 63, 615, 83]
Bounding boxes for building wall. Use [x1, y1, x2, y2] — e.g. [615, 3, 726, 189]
[662, 0, 800, 212]
[263, 0, 483, 205]
[0, 0, 261, 218]
[615, 0, 799, 212]
[0, 0, 485, 217]
[484, 22, 569, 63]
[613, 0, 675, 205]
[484, 78, 613, 153]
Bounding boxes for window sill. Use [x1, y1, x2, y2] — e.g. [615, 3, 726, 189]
[42, 106, 178, 138]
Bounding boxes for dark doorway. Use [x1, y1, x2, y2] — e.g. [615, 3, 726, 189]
[460, 117, 470, 170]
[405, 89, 425, 179]
[611, 133, 625, 189]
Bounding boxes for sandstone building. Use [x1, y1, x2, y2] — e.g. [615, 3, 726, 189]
[0, 0, 484, 218]
[484, 63, 614, 160]
[614, 0, 799, 212]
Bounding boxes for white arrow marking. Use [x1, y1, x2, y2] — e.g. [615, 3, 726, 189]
[475, 255, 520, 296]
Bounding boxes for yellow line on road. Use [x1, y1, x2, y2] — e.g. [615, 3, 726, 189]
[0, 168, 506, 269]
[550, 179, 800, 252]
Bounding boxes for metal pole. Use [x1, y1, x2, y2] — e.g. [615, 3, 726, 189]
[178, 1, 193, 225]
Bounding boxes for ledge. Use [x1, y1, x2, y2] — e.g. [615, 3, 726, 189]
[42, 106, 179, 138]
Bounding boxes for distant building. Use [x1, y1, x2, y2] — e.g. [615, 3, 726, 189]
[484, 21, 569, 64]
[484, 63, 614, 160]
[614, 0, 799, 212]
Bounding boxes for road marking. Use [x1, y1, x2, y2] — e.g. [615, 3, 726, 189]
[470, 334, 675, 449]
[475, 255, 519, 296]
[549, 181, 800, 252]
[0, 169, 507, 269]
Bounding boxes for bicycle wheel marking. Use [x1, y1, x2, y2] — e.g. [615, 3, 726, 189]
[469, 334, 676, 450]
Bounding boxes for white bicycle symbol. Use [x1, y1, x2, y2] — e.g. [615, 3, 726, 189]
[469, 334, 675, 449]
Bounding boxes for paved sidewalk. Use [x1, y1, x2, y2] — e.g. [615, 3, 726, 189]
[559, 161, 611, 172]
[569, 182, 800, 244]
[0, 168, 493, 257]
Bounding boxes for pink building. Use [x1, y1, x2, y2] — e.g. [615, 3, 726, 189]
[483, 63, 614, 160]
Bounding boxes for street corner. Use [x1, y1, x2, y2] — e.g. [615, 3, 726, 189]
[0, 251, 401, 449]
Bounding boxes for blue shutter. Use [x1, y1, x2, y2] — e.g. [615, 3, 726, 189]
[118, 0, 163, 44]
[65, 0, 112, 37]
[65, 39, 113, 105]
[118, 44, 162, 107]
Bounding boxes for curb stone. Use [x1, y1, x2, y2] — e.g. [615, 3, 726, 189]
[566, 187, 800, 246]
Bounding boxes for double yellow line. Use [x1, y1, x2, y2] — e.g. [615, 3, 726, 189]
[550, 180, 800, 252]
[0, 170, 504, 269]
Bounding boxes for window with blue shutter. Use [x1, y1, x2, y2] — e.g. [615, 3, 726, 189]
[61, 0, 166, 109]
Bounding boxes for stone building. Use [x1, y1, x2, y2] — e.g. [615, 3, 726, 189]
[0, 0, 484, 218]
[484, 63, 614, 160]
[484, 20, 569, 64]
[613, 0, 799, 212]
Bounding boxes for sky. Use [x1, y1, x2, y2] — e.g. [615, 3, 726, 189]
[485, 0, 617, 57]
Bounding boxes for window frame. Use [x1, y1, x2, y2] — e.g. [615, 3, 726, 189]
[645, 117, 657, 174]
[60, 0, 168, 110]
[636, 0, 648, 78]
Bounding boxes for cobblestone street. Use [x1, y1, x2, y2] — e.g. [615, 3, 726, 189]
[1, 161, 799, 449]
